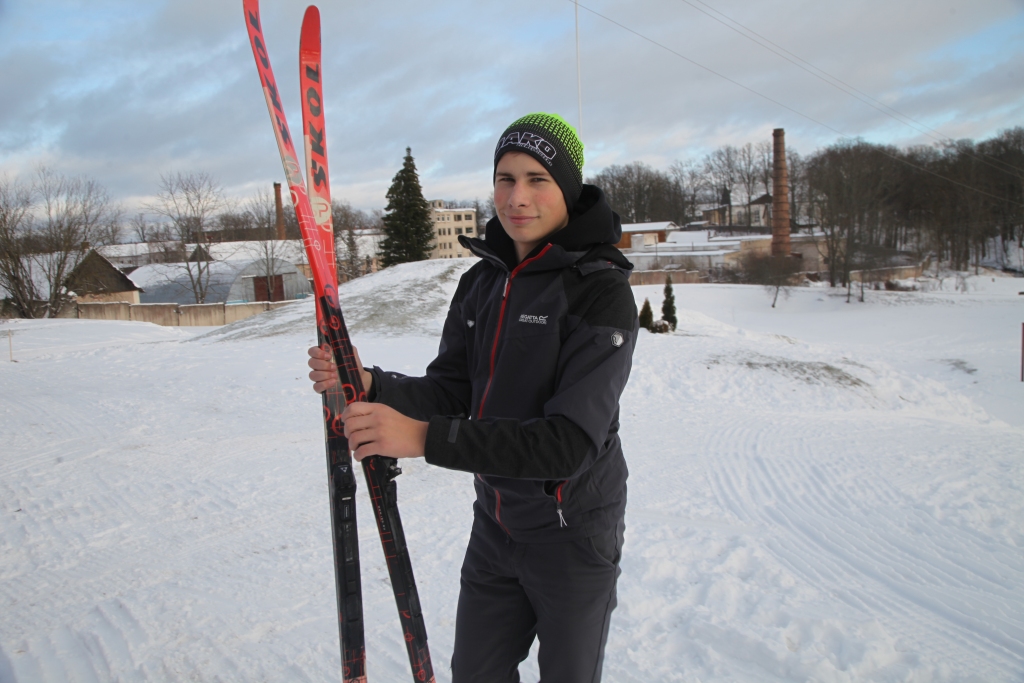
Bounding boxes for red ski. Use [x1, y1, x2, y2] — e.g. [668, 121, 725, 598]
[243, 2, 435, 681]
[299, 6, 367, 683]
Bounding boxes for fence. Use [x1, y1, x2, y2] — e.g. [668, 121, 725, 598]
[848, 264, 925, 283]
[77, 301, 294, 326]
[629, 270, 703, 286]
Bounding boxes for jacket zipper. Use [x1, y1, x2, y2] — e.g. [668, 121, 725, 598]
[556, 480, 567, 527]
[476, 244, 553, 538]
[476, 243, 553, 419]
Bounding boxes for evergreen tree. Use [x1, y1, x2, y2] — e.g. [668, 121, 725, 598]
[661, 274, 677, 330]
[380, 147, 434, 267]
[638, 298, 654, 331]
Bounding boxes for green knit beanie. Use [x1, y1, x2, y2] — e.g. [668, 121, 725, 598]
[493, 112, 585, 212]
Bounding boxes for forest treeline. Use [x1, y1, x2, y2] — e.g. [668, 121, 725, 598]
[588, 127, 1024, 275]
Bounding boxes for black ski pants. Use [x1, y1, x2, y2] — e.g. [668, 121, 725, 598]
[451, 503, 624, 683]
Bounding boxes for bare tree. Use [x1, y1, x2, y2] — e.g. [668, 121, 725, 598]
[332, 199, 379, 282]
[590, 162, 684, 224]
[131, 212, 153, 243]
[756, 141, 773, 197]
[147, 172, 224, 304]
[787, 149, 807, 229]
[669, 159, 709, 224]
[245, 239, 288, 301]
[741, 252, 803, 308]
[243, 188, 289, 300]
[245, 187, 278, 240]
[704, 146, 739, 225]
[736, 143, 761, 226]
[129, 212, 173, 244]
[34, 168, 114, 316]
[806, 141, 896, 287]
[0, 176, 38, 317]
[93, 208, 124, 246]
[483, 195, 496, 235]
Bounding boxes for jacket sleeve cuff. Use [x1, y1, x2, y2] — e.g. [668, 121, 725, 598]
[424, 415, 466, 471]
[365, 366, 382, 402]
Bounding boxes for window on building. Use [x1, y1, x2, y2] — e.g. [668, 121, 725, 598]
[455, 214, 462, 222]
[455, 227, 462, 235]
[466, 227, 474, 234]
[464, 214, 472, 220]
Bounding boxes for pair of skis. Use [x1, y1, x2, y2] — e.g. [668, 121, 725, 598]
[242, 3, 434, 682]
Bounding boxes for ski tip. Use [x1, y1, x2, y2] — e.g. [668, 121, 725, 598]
[300, 5, 321, 52]
[242, 0, 260, 22]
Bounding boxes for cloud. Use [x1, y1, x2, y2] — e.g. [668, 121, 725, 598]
[0, 0, 1021, 214]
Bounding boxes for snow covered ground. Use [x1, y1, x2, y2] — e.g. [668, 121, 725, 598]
[2, 260, 1022, 682]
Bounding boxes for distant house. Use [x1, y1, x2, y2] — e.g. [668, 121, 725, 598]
[66, 250, 143, 304]
[702, 194, 772, 229]
[428, 200, 479, 260]
[97, 242, 185, 271]
[742, 193, 772, 227]
[1, 250, 140, 317]
[615, 222, 679, 250]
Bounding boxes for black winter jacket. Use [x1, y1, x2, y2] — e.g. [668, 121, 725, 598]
[370, 185, 638, 542]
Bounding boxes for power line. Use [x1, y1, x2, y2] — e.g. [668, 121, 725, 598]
[575, 0, 583, 138]
[568, 0, 1024, 209]
[672, 0, 1024, 178]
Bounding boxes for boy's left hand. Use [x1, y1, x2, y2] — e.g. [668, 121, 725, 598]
[341, 402, 428, 462]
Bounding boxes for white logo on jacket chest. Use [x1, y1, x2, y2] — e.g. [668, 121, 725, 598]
[518, 314, 548, 325]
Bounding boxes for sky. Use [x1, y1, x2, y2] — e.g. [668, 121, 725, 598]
[0, 0, 1022, 216]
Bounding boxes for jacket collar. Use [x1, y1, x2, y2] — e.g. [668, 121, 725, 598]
[461, 184, 633, 275]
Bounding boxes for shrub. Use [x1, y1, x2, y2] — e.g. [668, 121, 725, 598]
[639, 298, 654, 330]
[662, 275, 677, 331]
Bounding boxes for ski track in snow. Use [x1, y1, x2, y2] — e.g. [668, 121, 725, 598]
[1, 260, 1022, 682]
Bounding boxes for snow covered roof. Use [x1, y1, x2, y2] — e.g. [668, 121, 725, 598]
[99, 237, 383, 270]
[96, 242, 178, 259]
[621, 222, 679, 233]
[203, 237, 383, 263]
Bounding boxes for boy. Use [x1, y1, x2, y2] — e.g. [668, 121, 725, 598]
[308, 113, 637, 682]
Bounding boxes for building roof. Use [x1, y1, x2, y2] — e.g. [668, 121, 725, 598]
[99, 237, 383, 270]
[620, 221, 679, 233]
[97, 242, 179, 260]
[66, 250, 142, 294]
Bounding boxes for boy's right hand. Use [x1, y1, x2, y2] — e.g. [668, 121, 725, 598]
[306, 345, 373, 395]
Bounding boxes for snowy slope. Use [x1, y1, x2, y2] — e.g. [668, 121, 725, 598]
[1, 260, 1022, 682]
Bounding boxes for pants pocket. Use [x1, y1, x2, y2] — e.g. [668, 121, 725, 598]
[585, 518, 624, 568]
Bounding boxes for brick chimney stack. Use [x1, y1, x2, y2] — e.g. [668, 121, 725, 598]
[771, 128, 791, 258]
[273, 182, 286, 240]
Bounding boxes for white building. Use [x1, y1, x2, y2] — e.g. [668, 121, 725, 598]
[428, 200, 478, 259]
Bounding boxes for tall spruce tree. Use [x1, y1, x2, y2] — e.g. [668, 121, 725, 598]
[661, 274, 677, 330]
[380, 147, 434, 267]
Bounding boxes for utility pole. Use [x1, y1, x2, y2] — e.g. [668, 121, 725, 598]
[575, 0, 583, 139]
